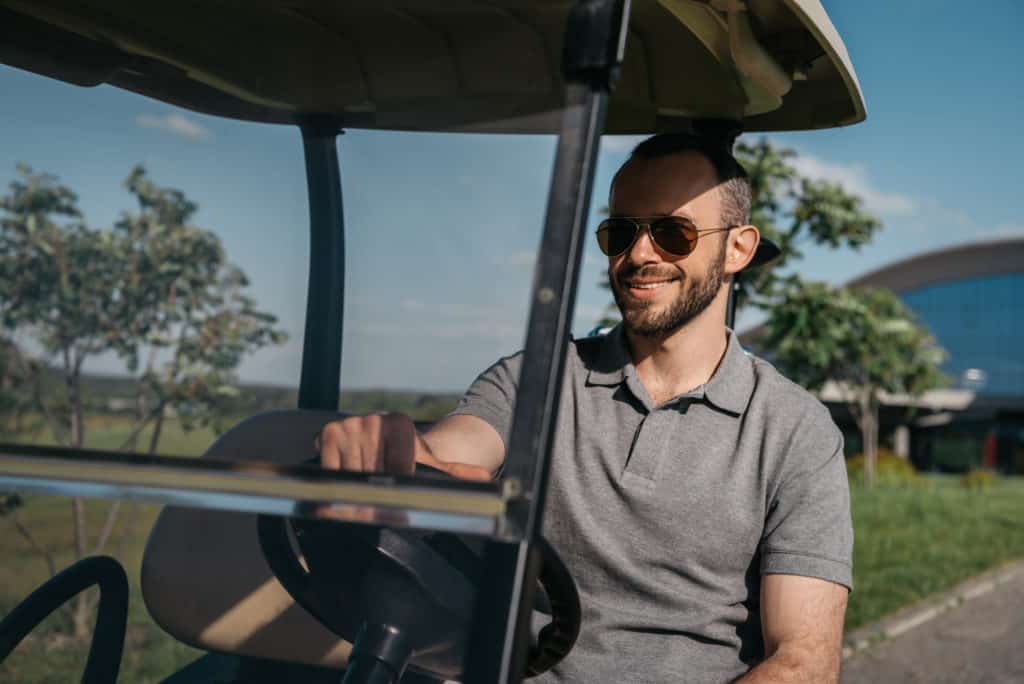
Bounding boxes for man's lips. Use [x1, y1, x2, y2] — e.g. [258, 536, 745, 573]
[620, 277, 679, 299]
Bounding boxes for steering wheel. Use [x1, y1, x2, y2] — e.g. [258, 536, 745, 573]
[0, 555, 128, 684]
[256, 464, 580, 683]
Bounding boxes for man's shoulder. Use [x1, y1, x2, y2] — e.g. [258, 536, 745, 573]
[744, 349, 834, 426]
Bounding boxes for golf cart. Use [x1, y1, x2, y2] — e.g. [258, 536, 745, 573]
[0, 1, 865, 682]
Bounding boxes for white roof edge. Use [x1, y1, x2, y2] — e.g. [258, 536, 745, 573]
[784, 0, 867, 126]
[817, 381, 976, 411]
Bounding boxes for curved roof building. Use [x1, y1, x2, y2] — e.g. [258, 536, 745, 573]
[849, 238, 1024, 397]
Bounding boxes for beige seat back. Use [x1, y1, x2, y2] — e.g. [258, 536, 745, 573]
[141, 409, 352, 668]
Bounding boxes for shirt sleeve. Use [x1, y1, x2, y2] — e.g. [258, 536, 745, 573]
[448, 351, 523, 450]
[760, 404, 854, 591]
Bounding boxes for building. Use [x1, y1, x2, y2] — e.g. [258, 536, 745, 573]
[846, 238, 1024, 473]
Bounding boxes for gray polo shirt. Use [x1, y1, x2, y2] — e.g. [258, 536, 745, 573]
[451, 326, 853, 684]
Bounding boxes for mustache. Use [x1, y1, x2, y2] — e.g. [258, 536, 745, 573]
[611, 264, 682, 284]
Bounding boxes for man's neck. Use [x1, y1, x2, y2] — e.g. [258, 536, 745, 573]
[625, 304, 730, 406]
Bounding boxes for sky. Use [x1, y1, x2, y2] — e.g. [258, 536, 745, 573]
[1, 1, 1021, 392]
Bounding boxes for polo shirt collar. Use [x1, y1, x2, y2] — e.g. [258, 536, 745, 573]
[585, 324, 755, 416]
[702, 330, 755, 415]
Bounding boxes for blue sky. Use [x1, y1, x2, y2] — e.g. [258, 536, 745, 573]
[1, 1, 1021, 392]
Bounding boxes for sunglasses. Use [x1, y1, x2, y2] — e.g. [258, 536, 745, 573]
[596, 217, 740, 257]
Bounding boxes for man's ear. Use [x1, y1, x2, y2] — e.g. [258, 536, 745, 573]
[724, 225, 760, 276]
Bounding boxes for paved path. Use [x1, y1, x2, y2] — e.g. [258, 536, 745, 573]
[841, 569, 1024, 683]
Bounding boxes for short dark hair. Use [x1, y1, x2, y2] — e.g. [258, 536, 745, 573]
[612, 133, 752, 226]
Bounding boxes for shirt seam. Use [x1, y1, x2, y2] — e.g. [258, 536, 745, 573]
[760, 548, 851, 567]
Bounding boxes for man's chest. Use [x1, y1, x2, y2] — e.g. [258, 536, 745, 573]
[541, 387, 770, 611]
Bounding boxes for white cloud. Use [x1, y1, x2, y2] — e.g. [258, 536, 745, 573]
[788, 153, 915, 215]
[136, 113, 212, 141]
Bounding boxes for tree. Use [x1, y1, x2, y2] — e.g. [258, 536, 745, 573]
[763, 283, 946, 486]
[732, 138, 882, 311]
[112, 166, 287, 453]
[0, 164, 286, 636]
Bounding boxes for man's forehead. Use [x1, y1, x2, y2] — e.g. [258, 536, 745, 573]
[610, 152, 721, 215]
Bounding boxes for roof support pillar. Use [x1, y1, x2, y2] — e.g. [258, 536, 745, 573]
[297, 122, 345, 411]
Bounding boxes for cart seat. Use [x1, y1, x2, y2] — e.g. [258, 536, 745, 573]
[141, 410, 353, 669]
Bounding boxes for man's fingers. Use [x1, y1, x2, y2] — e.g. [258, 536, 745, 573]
[443, 462, 493, 482]
[319, 422, 343, 470]
[319, 414, 414, 474]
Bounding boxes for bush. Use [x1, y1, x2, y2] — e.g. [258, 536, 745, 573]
[961, 468, 999, 491]
[846, 448, 918, 487]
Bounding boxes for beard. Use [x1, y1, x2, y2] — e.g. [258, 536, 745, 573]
[611, 240, 727, 338]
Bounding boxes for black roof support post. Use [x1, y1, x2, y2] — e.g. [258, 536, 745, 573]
[462, 2, 631, 683]
[726, 273, 741, 331]
[297, 121, 345, 411]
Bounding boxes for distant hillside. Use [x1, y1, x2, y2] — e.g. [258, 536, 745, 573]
[47, 372, 461, 422]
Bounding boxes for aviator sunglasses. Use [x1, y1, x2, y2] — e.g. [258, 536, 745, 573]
[596, 216, 740, 257]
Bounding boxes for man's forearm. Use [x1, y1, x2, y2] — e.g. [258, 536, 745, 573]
[734, 644, 839, 684]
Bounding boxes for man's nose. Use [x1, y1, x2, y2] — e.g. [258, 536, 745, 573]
[625, 225, 660, 263]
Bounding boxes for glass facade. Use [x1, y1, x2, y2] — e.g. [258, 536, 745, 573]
[901, 273, 1024, 397]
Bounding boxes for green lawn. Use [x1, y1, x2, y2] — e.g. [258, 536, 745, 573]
[847, 475, 1024, 629]
[7, 413, 222, 457]
[3, 472, 1024, 680]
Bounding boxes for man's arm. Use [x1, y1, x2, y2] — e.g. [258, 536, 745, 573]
[735, 574, 848, 684]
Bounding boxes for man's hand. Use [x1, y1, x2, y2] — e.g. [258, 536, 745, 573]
[317, 413, 493, 481]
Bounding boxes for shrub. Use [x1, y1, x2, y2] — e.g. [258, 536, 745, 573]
[846, 448, 918, 487]
[961, 468, 999, 491]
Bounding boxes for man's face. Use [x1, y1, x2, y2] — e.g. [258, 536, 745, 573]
[608, 152, 729, 338]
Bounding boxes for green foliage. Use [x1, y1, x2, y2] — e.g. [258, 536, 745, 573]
[733, 138, 882, 311]
[961, 468, 999, 491]
[764, 283, 947, 396]
[847, 448, 918, 487]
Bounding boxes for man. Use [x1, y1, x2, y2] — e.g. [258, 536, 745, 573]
[318, 133, 853, 683]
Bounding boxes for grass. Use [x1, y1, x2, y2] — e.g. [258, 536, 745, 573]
[846, 474, 1024, 630]
[6, 413, 222, 457]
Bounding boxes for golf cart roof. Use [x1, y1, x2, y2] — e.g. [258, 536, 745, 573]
[1, 0, 865, 133]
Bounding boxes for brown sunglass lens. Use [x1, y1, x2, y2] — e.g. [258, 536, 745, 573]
[650, 218, 697, 255]
[597, 219, 638, 256]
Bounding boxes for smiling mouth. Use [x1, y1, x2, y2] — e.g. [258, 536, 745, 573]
[623, 278, 678, 290]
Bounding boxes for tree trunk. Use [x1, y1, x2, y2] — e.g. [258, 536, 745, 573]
[857, 392, 879, 488]
[65, 353, 92, 638]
